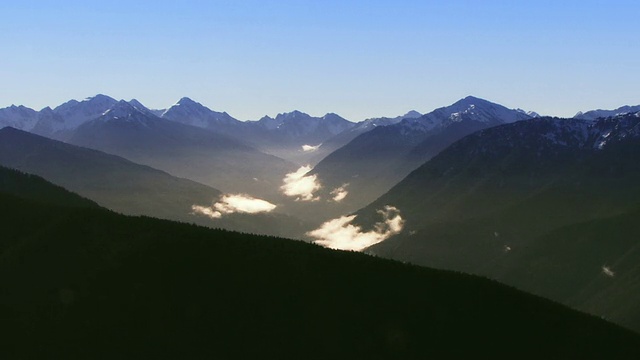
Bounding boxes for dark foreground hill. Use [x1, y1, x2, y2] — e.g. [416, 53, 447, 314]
[1, 175, 639, 358]
[0, 166, 99, 209]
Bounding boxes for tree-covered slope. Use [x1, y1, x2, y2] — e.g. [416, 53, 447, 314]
[1, 181, 639, 358]
[0, 166, 99, 209]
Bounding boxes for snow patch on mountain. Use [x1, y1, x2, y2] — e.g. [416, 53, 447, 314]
[588, 112, 640, 150]
[602, 265, 615, 277]
[517, 108, 541, 118]
[98, 100, 155, 126]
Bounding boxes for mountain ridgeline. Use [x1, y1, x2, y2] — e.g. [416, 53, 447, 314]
[159, 98, 355, 165]
[1, 169, 639, 358]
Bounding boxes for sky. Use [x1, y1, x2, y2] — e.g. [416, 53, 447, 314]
[1, 0, 639, 121]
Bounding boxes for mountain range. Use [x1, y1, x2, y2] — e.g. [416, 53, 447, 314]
[3, 94, 640, 336]
[140, 97, 356, 165]
[575, 104, 640, 121]
[65, 100, 296, 201]
[161, 97, 357, 165]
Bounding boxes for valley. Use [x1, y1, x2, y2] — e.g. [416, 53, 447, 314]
[2, 94, 640, 356]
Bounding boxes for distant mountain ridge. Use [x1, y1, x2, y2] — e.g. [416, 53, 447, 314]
[302, 110, 423, 165]
[2, 94, 358, 165]
[240, 110, 355, 164]
[575, 103, 640, 121]
[0, 105, 39, 130]
[161, 96, 239, 128]
[66, 100, 297, 201]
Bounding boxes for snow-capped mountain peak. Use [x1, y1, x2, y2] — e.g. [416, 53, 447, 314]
[516, 108, 541, 118]
[104, 100, 136, 116]
[397, 96, 533, 135]
[51, 94, 118, 130]
[0, 104, 39, 131]
[175, 97, 199, 107]
[128, 99, 149, 111]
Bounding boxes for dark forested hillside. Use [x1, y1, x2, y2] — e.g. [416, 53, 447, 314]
[1, 172, 639, 359]
[0, 166, 99, 209]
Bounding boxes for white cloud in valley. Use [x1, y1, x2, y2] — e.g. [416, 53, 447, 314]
[280, 165, 321, 201]
[301, 144, 321, 152]
[192, 204, 223, 219]
[330, 184, 349, 202]
[307, 205, 404, 251]
[192, 194, 276, 219]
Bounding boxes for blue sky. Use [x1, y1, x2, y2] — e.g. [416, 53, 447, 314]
[1, 0, 638, 121]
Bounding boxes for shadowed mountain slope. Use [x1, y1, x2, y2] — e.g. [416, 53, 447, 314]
[299, 97, 533, 221]
[350, 113, 640, 332]
[0, 127, 306, 238]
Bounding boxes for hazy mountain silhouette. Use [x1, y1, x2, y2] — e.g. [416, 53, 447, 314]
[67, 100, 297, 201]
[0, 127, 306, 238]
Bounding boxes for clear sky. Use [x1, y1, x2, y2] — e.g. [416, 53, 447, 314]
[1, 0, 639, 121]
